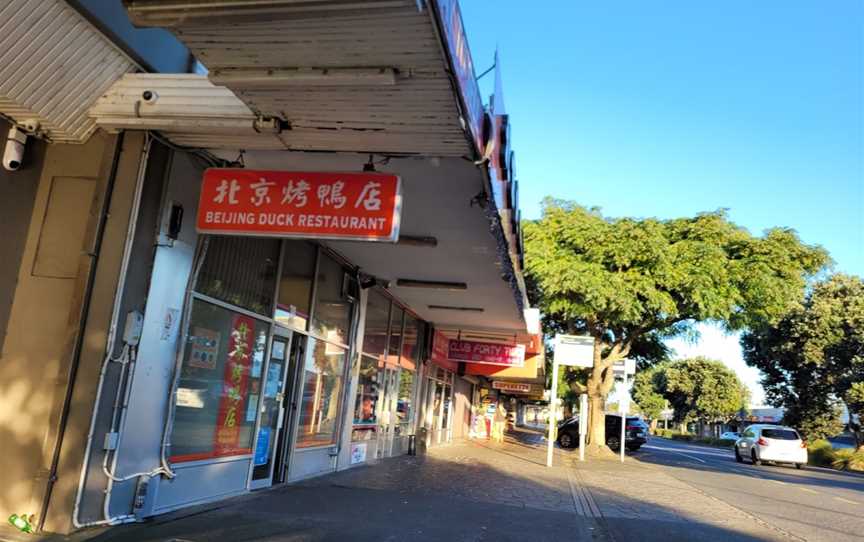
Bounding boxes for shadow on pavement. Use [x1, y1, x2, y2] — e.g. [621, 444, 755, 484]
[21, 432, 793, 542]
[633, 439, 864, 493]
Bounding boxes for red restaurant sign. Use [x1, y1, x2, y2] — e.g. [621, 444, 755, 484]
[197, 169, 402, 242]
[448, 340, 526, 368]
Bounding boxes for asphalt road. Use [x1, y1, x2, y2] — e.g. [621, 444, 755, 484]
[636, 438, 864, 541]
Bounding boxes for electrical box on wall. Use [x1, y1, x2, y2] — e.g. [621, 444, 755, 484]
[157, 200, 184, 246]
[132, 475, 160, 520]
[123, 310, 144, 346]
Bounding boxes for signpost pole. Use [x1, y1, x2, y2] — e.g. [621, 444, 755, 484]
[620, 372, 627, 463]
[578, 393, 587, 462]
[546, 358, 558, 468]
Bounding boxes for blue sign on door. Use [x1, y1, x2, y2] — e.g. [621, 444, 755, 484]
[254, 427, 271, 466]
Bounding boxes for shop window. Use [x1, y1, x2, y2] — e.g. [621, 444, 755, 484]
[395, 369, 415, 435]
[352, 354, 380, 441]
[362, 289, 390, 358]
[196, 236, 280, 316]
[388, 305, 404, 365]
[275, 240, 316, 330]
[296, 337, 346, 448]
[310, 253, 352, 345]
[401, 315, 425, 370]
[169, 299, 268, 462]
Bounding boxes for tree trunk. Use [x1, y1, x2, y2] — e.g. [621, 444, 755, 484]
[584, 338, 627, 456]
[586, 393, 606, 452]
[650, 418, 658, 433]
[679, 422, 687, 434]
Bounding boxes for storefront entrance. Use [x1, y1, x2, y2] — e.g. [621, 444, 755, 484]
[376, 365, 400, 458]
[425, 367, 454, 446]
[249, 327, 303, 489]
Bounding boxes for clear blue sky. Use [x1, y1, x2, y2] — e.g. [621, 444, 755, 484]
[461, 1, 864, 277]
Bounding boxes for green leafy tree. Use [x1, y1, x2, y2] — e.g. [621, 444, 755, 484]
[523, 200, 827, 453]
[659, 357, 748, 433]
[845, 383, 864, 450]
[631, 363, 669, 431]
[742, 274, 864, 446]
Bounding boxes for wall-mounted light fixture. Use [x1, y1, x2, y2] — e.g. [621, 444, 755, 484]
[397, 279, 467, 290]
[428, 305, 484, 312]
[397, 235, 438, 247]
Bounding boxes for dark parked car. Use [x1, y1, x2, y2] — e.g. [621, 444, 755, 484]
[557, 415, 648, 451]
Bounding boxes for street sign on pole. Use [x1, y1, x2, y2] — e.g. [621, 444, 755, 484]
[553, 335, 594, 367]
[620, 372, 628, 463]
[578, 393, 588, 462]
[613, 358, 636, 375]
[546, 358, 559, 468]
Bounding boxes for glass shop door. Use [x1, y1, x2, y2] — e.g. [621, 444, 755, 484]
[249, 327, 293, 489]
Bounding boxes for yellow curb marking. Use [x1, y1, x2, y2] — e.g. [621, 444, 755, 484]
[833, 497, 859, 505]
[797, 487, 818, 494]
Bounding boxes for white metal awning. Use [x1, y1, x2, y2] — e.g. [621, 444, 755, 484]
[0, 0, 138, 143]
[121, 0, 475, 156]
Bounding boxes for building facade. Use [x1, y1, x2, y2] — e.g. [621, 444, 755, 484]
[0, 0, 543, 534]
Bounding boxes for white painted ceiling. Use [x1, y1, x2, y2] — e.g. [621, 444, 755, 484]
[220, 150, 526, 332]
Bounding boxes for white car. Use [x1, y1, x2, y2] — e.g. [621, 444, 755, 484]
[720, 431, 741, 441]
[735, 424, 807, 469]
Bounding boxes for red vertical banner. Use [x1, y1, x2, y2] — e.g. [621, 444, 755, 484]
[214, 314, 255, 456]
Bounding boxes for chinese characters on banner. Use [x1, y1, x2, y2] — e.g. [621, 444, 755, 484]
[447, 339, 526, 367]
[197, 169, 402, 242]
[430, 330, 459, 371]
[214, 314, 255, 457]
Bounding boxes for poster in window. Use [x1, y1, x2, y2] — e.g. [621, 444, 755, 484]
[189, 327, 220, 369]
[254, 427, 271, 466]
[350, 442, 367, 464]
[213, 314, 255, 456]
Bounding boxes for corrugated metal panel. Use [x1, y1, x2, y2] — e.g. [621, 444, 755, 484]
[91, 74, 286, 150]
[123, 0, 473, 156]
[0, 0, 137, 143]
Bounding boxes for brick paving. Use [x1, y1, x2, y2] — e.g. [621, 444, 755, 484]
[6, 428, 801, 541]
[309, 429, 577, 514]
[565, 450, 798, 541]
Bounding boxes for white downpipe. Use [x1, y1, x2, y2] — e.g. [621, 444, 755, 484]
[72, 134, 154, 529]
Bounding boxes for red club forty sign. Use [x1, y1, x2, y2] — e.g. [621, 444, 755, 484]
[448, 340, 526, 367]
[197, 169, 402, 242]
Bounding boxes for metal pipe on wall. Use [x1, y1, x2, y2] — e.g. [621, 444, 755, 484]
[72, 133, 157, 529]
[38, 131, 127, 532]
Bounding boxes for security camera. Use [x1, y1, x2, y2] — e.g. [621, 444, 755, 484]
[22, 119, 40, 134]
[3, 126, 27, 171]
[141, 90, 159, 104]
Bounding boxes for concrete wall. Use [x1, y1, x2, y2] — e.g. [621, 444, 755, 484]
[0, 130, 150, 534]
[0, 119, 46, 354]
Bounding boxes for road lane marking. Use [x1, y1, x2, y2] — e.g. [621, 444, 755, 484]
[797, 487, 818, 494]
[643, 446, 708, 463]
[643, 444, 729, 459]
[769, 479, 787, 485]
[833, 497, 859, 505]
[642, 445, 707, 463]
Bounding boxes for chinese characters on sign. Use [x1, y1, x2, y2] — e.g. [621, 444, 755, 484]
[447, 339, 526, 368]
[430, 330, 459, 371]
[197, 169, 402, 242]
[214, 314, 255, 457]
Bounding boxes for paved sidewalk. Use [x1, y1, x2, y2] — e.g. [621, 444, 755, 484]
[565, 451, 798, 541]
[4, 429, 800, 542]
[12, 429, 598, 542]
